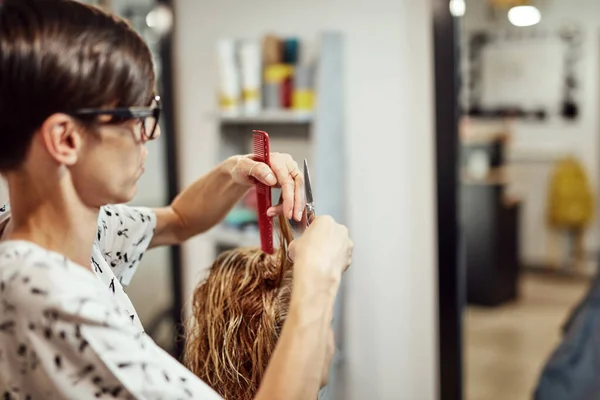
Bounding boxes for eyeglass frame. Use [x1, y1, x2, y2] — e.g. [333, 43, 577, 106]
[68, 95, 162, 140]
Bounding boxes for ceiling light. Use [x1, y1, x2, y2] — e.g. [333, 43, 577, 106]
[449, 0, 466, 17]
[508, 5, 541, 27]
[146, 4, 174, 37]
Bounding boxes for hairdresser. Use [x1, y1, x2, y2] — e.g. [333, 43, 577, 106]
[0, 1, 352, 399]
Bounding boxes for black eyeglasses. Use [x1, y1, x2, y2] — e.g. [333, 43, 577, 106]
[69, 95, 161, 140]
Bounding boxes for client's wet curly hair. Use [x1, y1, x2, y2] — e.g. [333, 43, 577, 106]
[183, 211, 295, 400]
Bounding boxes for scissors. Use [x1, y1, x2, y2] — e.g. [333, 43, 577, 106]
[303, 159, 316, 226]
[283, 159, 315, 261]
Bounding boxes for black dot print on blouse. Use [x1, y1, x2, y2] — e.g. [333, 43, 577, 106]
[79, 340, 89, 353]
[0, 321, 15, 334]
[91, 257, 103, 274]
[30, 287, 47, 296]
[111, 386, 123, 397]
[71, 364, 95, 384]
[134, 235, 147, 247]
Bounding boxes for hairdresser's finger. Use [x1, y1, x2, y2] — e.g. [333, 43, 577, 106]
[245, 158, 277, 186]
[344, 239, 354, 272]
[270, 154, 297, 219]
[293, 169, 305, 222]
[287, 239, 298, 261]
[266, 204, 284, 218]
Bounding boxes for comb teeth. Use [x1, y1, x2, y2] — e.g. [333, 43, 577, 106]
[253, 136, 265, 159]
[253, 130, 269, 161]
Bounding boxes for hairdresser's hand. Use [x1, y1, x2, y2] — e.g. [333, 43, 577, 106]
[230, 153, 305, 222]
[288, 215, 353, 287]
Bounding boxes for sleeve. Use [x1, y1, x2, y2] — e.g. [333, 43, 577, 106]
[96, 204, 157, 286]
[28, 286, 223, 400]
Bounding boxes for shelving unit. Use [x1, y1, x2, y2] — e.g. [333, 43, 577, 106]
[208, 31, 346, 254]
[218, 110, 313, 125]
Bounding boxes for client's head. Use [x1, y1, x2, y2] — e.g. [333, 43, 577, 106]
[184, 213, 334, 400]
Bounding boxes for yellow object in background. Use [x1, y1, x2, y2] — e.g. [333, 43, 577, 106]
[292, 89, 315, 110]
[547, 156, 594, 229]
[242, 88, 260, 102]
[264, 64, 294, 84]
[219, 95, 239, 109]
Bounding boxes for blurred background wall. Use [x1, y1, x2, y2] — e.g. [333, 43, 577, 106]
[173, 0, 439, 399]
[461, 0, 600, 269]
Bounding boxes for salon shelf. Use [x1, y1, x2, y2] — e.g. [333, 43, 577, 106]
[218, 110, 313, 124]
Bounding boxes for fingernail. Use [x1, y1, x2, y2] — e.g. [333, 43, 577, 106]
[288, 209, 293, 219]
[297, 211, 303, 221]
[266, 174, 276, 184]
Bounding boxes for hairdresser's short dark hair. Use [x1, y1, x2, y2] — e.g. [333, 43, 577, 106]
[0, 0, 156, 171]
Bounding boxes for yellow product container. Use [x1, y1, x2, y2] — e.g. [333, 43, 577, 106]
[242, 88, 260, 102]
[219, 95, 239, 109]
[547, 156, 594, 229]
[264, 64, 294, 84]
[292, 89, 315, 110]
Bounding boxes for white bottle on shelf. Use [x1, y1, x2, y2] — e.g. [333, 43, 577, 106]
[239, 40, 262, 115]
[217, 39, 241, 115]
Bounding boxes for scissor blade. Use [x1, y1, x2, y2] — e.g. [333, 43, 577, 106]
[304, 159, 314, 205]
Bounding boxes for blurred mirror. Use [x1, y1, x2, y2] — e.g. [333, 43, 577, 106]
[457, 1, 600, 399]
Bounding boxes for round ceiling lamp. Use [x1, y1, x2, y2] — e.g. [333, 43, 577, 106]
[508, 5, 541, 27]
[449, 0, 466, 17]
[146, 4, 174, 37]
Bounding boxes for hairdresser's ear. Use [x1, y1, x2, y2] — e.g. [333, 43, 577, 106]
[39, 114, 83, 166]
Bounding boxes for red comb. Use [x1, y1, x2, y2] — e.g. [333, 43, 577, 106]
[253, 130, 274, 254]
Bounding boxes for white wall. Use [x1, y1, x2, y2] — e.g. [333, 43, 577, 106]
[173, 0, 438, 399]
[462, 0, 600, 267]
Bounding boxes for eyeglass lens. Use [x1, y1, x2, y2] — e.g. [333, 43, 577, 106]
[142, 115, 157, 139]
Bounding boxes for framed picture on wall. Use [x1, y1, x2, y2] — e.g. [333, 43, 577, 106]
[463, 28, 582, 121]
